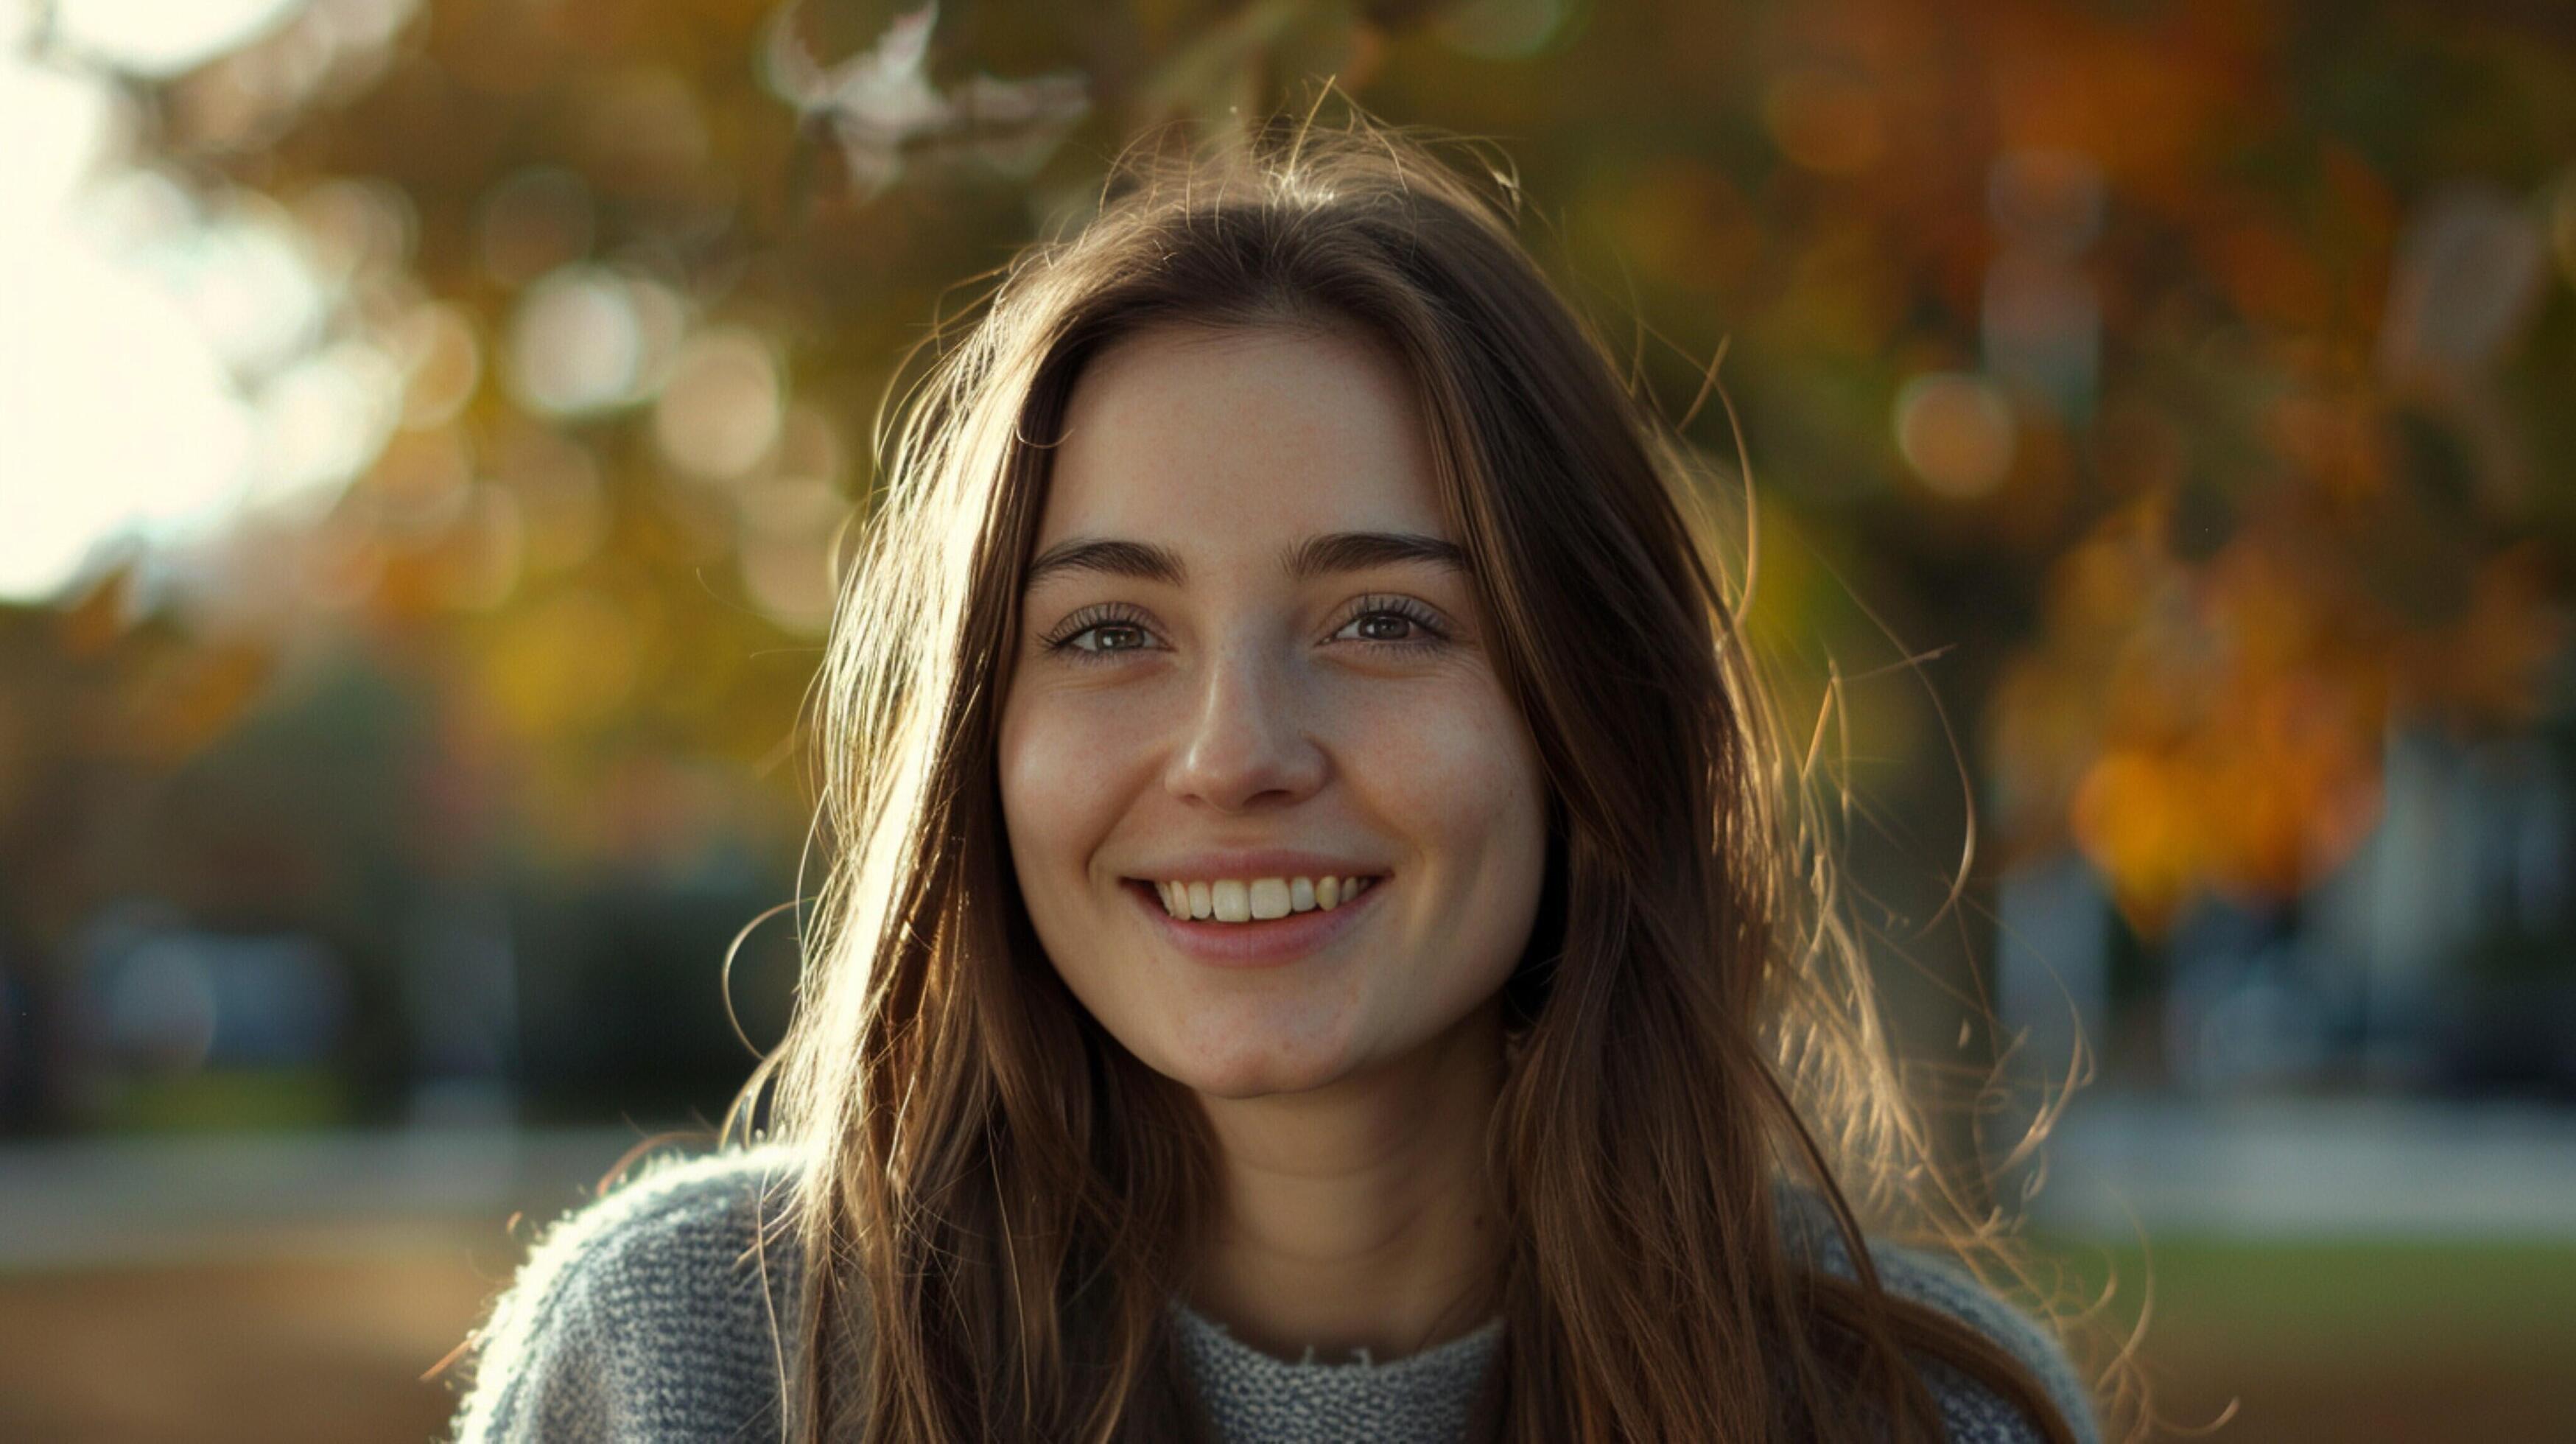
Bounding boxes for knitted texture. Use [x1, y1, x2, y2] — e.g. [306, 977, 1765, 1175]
[446, 1144, 804, 1444]
[1171, 1301, 1504, 1442]
[446, 1145, 2100, 1443]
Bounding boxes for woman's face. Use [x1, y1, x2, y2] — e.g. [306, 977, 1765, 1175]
[996, 322, 1550, 1100]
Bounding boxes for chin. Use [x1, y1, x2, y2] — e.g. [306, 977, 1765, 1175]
[1155, 1031, 1358, 1101]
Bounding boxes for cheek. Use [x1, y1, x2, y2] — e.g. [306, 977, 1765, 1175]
[1346, 678, 1551, 986]
[1358, 679, 1547, 868]
[998, 695, 1136, 878]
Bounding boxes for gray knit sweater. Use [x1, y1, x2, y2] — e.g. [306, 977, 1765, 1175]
[444, 1144, 2099, 1443]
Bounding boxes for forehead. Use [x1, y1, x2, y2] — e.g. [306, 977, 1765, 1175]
[1034, 322, 1447, 552]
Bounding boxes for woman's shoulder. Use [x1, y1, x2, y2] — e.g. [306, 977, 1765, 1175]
[1775, 1182, 2102, 1444]
[444, 1140, 810, 1444]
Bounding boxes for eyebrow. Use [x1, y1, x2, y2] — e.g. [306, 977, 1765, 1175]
[1022, 530, 1472, 593]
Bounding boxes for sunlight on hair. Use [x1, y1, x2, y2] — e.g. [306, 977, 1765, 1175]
[720, 98, 2138, 1444]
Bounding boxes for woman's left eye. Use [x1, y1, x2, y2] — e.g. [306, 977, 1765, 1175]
[1334, 609, 1434, 646]
[1332, 597, 1450, 651]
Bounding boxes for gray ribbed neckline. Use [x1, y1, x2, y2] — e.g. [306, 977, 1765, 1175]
[1169, 1299, 1505, 1372]
[1168, 1298, 1503, 1443]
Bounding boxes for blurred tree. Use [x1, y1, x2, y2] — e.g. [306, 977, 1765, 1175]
[9, 0, 2574, 1118]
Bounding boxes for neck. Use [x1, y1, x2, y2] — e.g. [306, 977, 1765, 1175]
[1184, 1002, 1508, 1363]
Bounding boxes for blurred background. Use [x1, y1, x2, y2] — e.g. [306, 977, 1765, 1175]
[2, 0, 2571, 1438]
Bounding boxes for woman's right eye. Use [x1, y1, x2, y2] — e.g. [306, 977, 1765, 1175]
[1064, 623, 1150, 656]
[1042, 606, 1160, 664]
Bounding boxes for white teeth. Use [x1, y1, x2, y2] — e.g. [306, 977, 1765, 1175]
[1152, 873, 1378, 922]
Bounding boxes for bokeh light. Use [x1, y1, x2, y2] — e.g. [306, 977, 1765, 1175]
[0, 47, 235, 597]
[249, 340, 403, 513]
[0, 21, 419, 603]
[45, 0, 307, 80]
[292, 176, 416, 292]
[390, 302, 482, 430]
[137, 195, 326, 379]
[502, 264, 688, 417]
[1892, 372, 2017, 500]
[736, 477, 849, 634]
[652, 328, 786, 483]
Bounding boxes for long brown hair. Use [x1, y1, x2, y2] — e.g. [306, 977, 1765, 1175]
[729, 102, 2124, 1443]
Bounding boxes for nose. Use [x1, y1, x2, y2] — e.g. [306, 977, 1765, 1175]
[1166, 637, 1326, 813]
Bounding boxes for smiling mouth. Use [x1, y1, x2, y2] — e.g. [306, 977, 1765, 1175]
[1124, 875, 1383, 923]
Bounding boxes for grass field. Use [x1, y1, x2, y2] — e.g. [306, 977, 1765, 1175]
[2031, 1233, 2576, 1443]
[1, 1230, 2568, 1441]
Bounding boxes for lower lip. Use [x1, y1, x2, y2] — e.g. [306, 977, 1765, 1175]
[1126, 878, 1383, 968]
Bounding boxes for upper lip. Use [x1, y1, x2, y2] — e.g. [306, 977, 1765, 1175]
[1121, 849, 1390, 884]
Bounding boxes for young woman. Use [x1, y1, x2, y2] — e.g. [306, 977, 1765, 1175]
[448, 109, 2114, 1444]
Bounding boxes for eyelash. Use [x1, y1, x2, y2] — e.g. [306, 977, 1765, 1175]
[1039, 595, 1451, 666]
